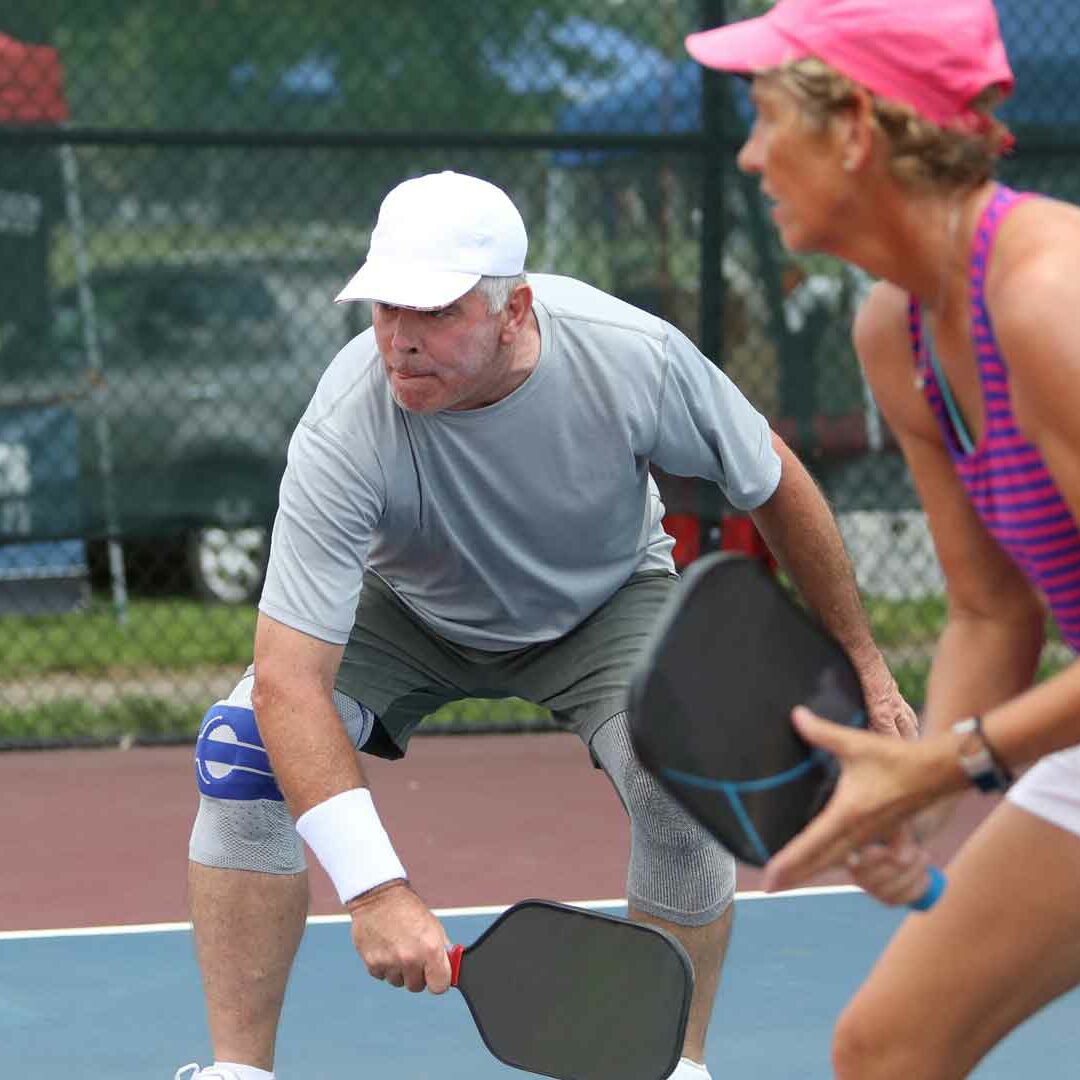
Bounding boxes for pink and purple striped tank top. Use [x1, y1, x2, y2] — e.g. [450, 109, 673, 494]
[909, 184, 1080, 651]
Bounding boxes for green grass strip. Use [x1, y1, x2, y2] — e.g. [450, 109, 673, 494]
[0, 599, 256, 678]
[0, 693, 555, 747]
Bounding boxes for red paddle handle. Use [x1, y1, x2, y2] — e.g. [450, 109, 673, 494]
[447, 943, 465, 987]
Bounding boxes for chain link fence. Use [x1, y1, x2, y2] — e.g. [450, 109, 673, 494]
[1, 1, 1078, 746]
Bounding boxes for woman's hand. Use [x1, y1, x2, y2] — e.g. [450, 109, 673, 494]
[845, 827, 936, 907]
[763, 707, 959, 892]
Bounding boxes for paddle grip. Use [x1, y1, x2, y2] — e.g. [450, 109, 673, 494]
[447, 943, 464, 987]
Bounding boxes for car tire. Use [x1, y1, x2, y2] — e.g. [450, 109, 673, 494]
[187, 523, 270, 605]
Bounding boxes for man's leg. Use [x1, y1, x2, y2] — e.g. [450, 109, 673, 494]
[186, 671, 374, 1071]
[590, 712, 737, 1065]
[628, 903, 733, 1063]
[188, 864, 309, 1070]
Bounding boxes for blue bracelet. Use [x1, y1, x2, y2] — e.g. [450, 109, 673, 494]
[909, 865, 947, 911]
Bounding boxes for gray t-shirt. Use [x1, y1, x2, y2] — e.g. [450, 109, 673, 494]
[260, 273, 781, 649]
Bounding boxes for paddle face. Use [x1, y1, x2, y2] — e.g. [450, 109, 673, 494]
[629, 553, 867, 867]
[450, 899, 693, 1080]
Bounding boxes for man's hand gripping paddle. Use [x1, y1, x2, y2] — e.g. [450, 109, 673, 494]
[629, 553, 945, 910]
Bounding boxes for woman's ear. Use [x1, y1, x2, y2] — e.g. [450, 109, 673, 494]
[835, 86, 876, 173]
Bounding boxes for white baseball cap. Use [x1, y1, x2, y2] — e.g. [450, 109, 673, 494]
[335, 171, 528, 309]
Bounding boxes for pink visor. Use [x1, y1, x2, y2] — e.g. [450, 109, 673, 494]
[685, 0, 1014, 129]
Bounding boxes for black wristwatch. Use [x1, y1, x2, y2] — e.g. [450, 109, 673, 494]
[952, 716, 1013, 792]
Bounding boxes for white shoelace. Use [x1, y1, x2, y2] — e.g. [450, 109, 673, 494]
[173, 1066, 238, 1080]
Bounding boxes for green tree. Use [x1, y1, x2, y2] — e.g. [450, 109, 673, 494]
[42, 0, 726, 131]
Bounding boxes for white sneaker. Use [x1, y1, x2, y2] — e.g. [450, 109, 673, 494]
[174, 1066, 243, 1080]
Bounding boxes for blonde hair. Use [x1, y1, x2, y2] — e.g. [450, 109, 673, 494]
[765, 57, 1013, 192]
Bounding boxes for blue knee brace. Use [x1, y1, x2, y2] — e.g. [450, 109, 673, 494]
[194, 701, 283, 801]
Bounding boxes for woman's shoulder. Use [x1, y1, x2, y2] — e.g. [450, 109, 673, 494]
[851, 280, 943, 441]
[852, 280, 912, 369]
[989, 195, 1080, 300]
[985, 197, 1080, 435]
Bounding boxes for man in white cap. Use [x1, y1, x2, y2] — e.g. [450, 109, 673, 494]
[178, 170, 913, 1080]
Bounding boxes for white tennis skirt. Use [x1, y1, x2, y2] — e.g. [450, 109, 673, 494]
[1007, 742, 1080, 838]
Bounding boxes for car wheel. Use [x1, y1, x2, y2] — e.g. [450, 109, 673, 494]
[187, 524, 270, 605]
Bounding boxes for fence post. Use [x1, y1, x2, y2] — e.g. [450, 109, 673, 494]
[698, 0, 728, 369]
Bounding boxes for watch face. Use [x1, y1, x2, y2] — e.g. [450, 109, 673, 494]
[957, 729, 985, 761]
[955, 723, 993, 780]
[953, 718, 1010, 792]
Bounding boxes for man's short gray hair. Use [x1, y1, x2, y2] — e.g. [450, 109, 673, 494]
[474, 273, 528, 314]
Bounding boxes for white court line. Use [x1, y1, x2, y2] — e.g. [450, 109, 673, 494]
[0, 885, 861, 942]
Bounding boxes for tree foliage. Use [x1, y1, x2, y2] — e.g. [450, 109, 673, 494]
[12, 0, 714, 131]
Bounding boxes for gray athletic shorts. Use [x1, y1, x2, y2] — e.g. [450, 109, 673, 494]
[335, 570, 676, 760]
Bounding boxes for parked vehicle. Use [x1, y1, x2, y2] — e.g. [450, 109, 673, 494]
[1, 259, 359, 603]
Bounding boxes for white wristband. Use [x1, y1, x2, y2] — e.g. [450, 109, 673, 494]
[295, 788, 406, 905]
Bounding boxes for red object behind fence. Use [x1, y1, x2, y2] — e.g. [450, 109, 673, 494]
[719, 514, 777, 572]
[662, 512, 776, 573]
[661, 513, 702, 569]
[0, 35, 68, 124]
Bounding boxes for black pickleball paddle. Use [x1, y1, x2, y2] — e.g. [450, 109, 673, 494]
[629, 552, 944, 909]
[448, 899, 693, 1080]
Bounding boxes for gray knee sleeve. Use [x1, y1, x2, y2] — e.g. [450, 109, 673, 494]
[189, 789, 306, 874]
[591, 711, 736, 926]
[188, 666, 375, 874]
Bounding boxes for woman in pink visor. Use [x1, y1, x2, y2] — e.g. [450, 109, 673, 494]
[689, 1, 1080, 1077]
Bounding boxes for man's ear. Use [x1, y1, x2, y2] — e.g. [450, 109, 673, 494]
[501, 283, 534, 340]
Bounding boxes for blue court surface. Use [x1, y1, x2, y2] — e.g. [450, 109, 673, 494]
[3, 888, 1077, 1078]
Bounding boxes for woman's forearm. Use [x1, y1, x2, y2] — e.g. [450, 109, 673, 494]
[980, 660, 1080, 772]
[920, 610, 1043, 738]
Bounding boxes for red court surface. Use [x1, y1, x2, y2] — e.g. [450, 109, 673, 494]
[0, 732, 994, 932]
